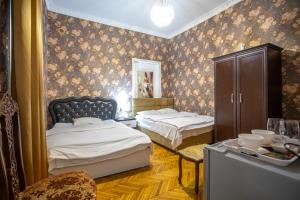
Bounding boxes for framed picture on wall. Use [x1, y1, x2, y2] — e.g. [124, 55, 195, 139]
[132, 58, 161, 98]
[137, 71, 154, 98]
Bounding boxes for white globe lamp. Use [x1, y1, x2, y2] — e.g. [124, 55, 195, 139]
[150, 0, 175, 27]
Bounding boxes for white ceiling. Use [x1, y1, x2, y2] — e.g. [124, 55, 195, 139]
[46, 0, 241, 39]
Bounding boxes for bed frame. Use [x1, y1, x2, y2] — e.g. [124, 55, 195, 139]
[48, 96, 151, 179]
[133, 98, 214, 151]
[132, 98, 174, 115]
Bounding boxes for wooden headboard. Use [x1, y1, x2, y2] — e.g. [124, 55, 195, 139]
[132, 98, 174, 115]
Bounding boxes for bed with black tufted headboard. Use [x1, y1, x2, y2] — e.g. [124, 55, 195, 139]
[48, 96, 117, 125]
[46, 96, 151, 179]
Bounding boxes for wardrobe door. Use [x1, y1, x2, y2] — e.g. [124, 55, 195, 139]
[215, 57, 236, 141]
[237, 51, 266, 133]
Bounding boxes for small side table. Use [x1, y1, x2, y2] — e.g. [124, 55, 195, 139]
[178, 144, 207, 194]
[114, 117, 137, 128]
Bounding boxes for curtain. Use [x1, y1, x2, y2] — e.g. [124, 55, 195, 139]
[12, 0, 47, 185]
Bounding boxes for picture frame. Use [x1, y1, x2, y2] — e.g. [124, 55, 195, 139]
[132, 58, 161, 98]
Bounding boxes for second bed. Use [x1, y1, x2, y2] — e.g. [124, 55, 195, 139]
[133, 98, 214, 150]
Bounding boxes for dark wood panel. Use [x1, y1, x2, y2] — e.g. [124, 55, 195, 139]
[214, 57, 236, 141]
[237, 51, 265, 133]
[267, 48, 282, 118]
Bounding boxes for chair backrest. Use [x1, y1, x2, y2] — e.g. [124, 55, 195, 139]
[0, 92, 25, 200]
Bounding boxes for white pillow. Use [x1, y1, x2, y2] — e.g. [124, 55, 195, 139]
[46, 123, 73, 136]
[53, 122, 73, 129]
[137, 110, 160, 116]
[73, 117, 103, 126]
[157, 108, 177, 114]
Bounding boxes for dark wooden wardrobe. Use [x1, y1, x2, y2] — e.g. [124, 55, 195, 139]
[213, 43, 282, 141]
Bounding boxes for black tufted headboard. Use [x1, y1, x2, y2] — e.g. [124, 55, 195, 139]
[48, 96, 117, 125]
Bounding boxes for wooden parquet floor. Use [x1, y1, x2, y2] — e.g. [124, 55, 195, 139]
[95, 143, 204, 200]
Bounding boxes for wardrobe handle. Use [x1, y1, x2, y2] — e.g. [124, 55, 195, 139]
[230, 93, 234, 103]
[239, 93, 243, 103]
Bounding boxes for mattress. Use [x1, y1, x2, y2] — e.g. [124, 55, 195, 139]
[136, 112, 214, 148]
[138, 126, 213, 150]
[49, 147, 151, 179]
[138, 117, 214, 139]
[46, 120, 152, 175]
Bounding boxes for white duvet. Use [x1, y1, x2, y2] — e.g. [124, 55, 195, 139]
[136, 112, 214, 148]
[46, 120, 152, 173]
[142, 112, 213, 129]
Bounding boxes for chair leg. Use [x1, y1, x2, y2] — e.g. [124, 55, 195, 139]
[195, 162, 199, 194]
[178, 156, 182, 184]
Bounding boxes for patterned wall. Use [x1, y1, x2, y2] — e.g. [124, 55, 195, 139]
[0, 0, 9, 92]
[46, 11, 170, 104]
[167, 0, 300, 119]
[46, 0, 300, 120]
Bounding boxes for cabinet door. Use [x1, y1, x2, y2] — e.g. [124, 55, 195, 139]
[237, 51, 266, 133]
[215, 57, 236, 141]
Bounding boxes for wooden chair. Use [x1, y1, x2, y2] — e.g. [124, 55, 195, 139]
[178, 144, 207, 194]
[0, 92, 96, 200]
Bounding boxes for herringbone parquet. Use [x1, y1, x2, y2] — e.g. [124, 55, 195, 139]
[95, 143, 204, 200]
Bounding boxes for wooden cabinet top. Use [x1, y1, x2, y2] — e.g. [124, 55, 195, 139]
[212, 43, 283, 61]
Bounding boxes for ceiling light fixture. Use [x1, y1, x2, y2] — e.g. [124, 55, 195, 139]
[150, 0, 175, 27]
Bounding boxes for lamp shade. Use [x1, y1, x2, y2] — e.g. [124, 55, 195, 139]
[116, 90, 131, 112]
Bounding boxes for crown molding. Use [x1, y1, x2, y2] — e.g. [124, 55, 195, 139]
[46, 0, 242, 39]
[45, 0, 170, 38]
[166, 0, 242, 38]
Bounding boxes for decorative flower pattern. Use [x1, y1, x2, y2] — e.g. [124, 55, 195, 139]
[0, 0, 297, 125]
[18, 171, 96, 200]
[46, 0, 300, 123]
[167, 0, 300, 119]
[46, 11, 170, 102]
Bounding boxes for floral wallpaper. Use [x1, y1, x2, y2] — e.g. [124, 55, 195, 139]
[46, 11, 170, 104]
[167, 0, 300, 119]
[46, 0, 300, 121]
[0, 0, 9, 92]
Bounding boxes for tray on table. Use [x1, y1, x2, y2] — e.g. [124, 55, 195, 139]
[223, 139, 298, 166]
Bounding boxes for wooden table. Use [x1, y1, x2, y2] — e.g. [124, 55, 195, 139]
[178, 144, 207, 194]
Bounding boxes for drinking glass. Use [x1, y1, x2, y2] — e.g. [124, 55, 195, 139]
[267, 118, 281, 134]
[285, 120, 300, 139]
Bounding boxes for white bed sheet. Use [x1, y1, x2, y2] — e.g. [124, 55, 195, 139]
[136, 113, 214, 148]
[140, 112, 213, 129]
[46, 120, 152, 174]
[49, 147, 151, 179]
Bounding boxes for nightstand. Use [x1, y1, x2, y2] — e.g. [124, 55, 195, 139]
[115, 117, 137, 128]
